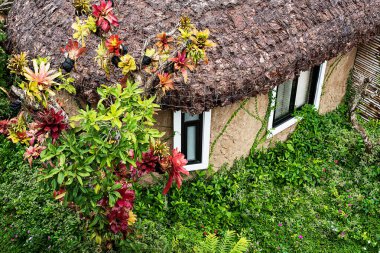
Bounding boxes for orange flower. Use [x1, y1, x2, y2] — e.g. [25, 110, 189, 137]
[157, 72, 174, 93]
[106, 34, 123, 56]
[155, 32, 174, 52]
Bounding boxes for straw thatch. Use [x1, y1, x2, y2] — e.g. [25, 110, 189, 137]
[6, 0, 380, 113]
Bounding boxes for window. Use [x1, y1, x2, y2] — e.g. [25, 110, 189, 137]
[268, 62, 327, 136]
[173, 111, 211, 171]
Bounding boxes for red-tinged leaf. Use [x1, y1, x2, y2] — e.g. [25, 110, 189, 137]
[163, 174, 174, 195]
[163, 148, 188, 194]
[61, 39, 86, 60]
[92, 0, 119, 33]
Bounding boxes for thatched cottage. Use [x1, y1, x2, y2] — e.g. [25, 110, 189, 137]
[6, 0, 380, 170]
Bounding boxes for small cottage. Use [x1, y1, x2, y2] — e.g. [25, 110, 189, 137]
[6, 0, 380, 170]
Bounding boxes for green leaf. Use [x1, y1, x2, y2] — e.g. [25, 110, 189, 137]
[111, 183, 122, 191]
[287, 143, 295, 152]
[89, 216, 100, 228]
[84, 156, 96, 165]
[59, 154, 66, 166]
[125, 157, 137, 167]
[77, 175, 83, 186]
[78, 172, 91, 177]
[109, 194, 116, 207]
[57, 172, 65, 184]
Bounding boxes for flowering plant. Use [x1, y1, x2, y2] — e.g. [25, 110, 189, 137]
[106, 34, 123, 56]
[2, 1, 216, 249]
[169, 50, 195, 83]
[157, 72, 175, 93]
[92, 0, 119, 33]
[61, 39, 86, 61]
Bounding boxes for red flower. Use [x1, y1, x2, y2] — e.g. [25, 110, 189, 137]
[35, 108, 68, 143]
[106, 35, 123, 56]
[163, 148, 189, 195]
[104, 181, 136, 236]
[61, 39, 86, 60]
[0, 120, 9, 135]
[169, 50, 195, 83]
[92, 0, 119, 33]
[136, 149, 159, 175]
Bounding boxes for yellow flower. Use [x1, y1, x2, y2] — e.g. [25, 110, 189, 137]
[8, 52, 28, 75]
[118, 54, 137, 75]
[95, 42, 109, 74]
[72, 17, 91, 46]
[191, 29, 216, 49]
[128, 211, 137, 225]
[73, 0, 91, 15]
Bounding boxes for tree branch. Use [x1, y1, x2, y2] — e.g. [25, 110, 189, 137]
[10, 85, 69, 122]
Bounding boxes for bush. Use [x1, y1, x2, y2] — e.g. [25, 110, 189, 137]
[0, 136, 98, 253]
[134, 104, 380, 252]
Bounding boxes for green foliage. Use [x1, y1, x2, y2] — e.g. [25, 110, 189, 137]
[0, 136, 98, 253]
[194, 231, 249, 253]
[134, 104, 380, 252]
[0, 23, 12, 119]
[39, 82, 163, 241]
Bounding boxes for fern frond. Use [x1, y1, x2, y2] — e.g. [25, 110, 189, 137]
[230, 237, 250, 253]
[217, 230, 236, 253]
[194, 234, 218, 253]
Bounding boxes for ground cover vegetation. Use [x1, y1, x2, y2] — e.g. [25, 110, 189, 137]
[0, 1, 379, 252]
[2, 81, 379, 252]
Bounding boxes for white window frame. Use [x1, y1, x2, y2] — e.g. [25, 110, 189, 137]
[267, 61, 327, 137]
[173, 111, 211, 171]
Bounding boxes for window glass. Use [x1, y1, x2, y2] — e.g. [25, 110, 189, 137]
[274, 79, 293, 120]
[184, 114, 200, 122]
[186, 126, 197, 161]
[272, 65, 321, 128]
[181, 113, 203, 164]
[295, 70, 311, 108]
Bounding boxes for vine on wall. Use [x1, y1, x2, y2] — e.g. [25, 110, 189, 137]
[209, 91, 274, 163]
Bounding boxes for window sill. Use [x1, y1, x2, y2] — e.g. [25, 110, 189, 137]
[268, 117, 299, 138]
[185, 163, 209, 171]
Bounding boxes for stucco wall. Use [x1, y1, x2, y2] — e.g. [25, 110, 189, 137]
[319, 48, 357, 114]
[155, 48, 357, 170]
[209, 94, 269, 169]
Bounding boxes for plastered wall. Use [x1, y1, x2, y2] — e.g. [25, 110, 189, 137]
[155, 48, 357, 170]
[319, 48, 357, 114]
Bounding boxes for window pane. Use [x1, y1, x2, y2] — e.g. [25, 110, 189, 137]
[275, 80, 293, 120]
[295, 70, 311, 108]
[186, 126, 197, 161]
[184, 113, 200, 122]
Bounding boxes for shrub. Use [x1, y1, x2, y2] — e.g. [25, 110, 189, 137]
[0, 135, 98, 253]
[134, 105, 380, 252]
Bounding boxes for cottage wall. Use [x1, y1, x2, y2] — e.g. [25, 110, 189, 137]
[319, 48, 358, 114]
[155, 48, 357, 170]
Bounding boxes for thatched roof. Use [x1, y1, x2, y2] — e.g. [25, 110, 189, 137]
[6, 0, 380, 113]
